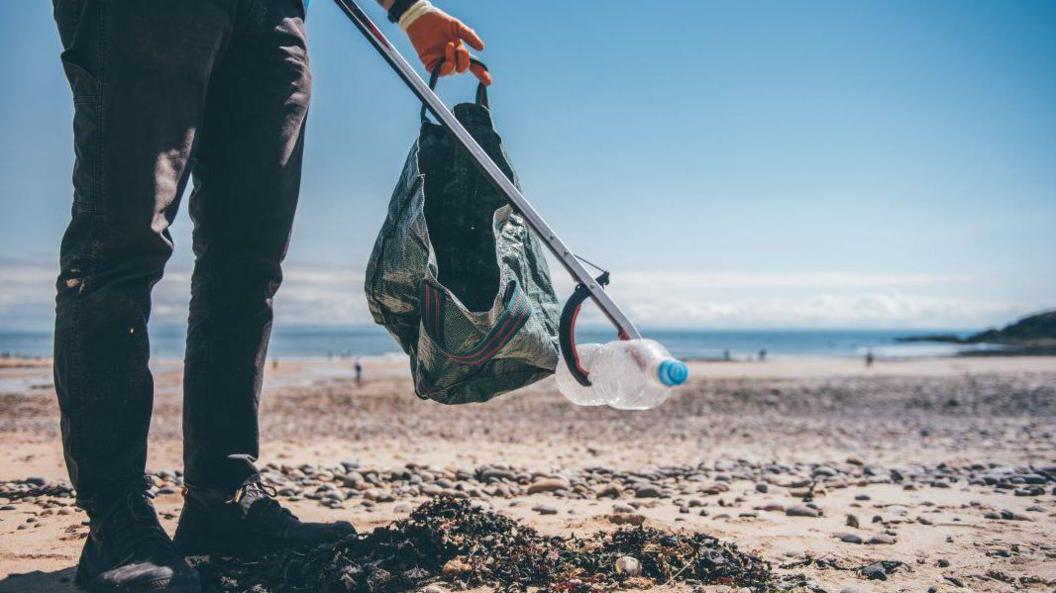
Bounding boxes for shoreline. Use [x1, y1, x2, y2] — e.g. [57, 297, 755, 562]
[4, 354, 1056, 391]
[3, 350, 1054, 366]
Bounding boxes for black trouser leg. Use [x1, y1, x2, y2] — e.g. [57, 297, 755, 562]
[181, 0, 311, 494]
[52, 0, 233, 506]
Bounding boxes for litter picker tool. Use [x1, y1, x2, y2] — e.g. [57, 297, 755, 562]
[335, 0, 686, 393]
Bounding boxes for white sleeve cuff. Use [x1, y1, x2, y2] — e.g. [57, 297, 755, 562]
[399, 0, 437, 31]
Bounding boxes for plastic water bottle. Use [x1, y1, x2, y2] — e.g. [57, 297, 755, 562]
[556, 339, 688, 410]
[555, 343, 605, 406]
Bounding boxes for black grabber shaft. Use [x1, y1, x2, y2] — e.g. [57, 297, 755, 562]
[333, 0, 643, 345]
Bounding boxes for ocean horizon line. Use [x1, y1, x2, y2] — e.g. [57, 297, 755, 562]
[0, 325, 988, 361]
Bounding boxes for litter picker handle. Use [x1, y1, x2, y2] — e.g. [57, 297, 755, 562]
[331, 0, 642, 339]
[332, 0, 642, 341]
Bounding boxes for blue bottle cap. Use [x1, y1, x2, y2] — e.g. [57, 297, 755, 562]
[657, 359, 689, 386]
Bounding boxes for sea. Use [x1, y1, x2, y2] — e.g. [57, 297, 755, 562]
[0, 326, 999, 361]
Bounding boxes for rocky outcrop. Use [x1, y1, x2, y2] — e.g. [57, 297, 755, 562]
[897, 310, 1056, 353]
[967, 310, 1056, 345]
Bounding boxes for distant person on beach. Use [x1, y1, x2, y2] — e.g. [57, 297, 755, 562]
[865, 349, 875, 367]
[355, 358, 364, 386]
[723, 349, 731, 361]
[758, 348, 767, 362]
[50, 2, 488, 591]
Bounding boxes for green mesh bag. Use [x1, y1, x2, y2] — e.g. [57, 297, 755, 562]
[364, 71, 559, 404]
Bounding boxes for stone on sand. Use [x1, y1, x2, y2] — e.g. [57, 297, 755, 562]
[526, 477, 570, 494]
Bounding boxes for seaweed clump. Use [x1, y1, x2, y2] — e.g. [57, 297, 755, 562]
[197, 497, 776, 593]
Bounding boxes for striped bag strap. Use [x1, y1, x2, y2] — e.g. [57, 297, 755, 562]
[419, 279, 532, 366]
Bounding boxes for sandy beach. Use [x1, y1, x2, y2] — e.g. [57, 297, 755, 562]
[1, 355, 1054, 592]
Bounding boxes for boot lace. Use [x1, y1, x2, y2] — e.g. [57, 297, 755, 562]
[236, 480, 297, 532]
[100, 491, 173, 563]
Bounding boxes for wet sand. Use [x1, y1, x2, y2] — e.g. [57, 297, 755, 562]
[1, 356, 1054, 592]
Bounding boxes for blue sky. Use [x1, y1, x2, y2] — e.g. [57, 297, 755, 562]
[2, 0, 1054, 330]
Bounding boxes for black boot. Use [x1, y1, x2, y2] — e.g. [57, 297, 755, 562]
[173, 475, 356, 556]
[75, 490, 201, 593]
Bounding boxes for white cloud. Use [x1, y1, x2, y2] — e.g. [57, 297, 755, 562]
[561, 270, 1033, 329]
[0, 258, 1042, 331]
[608, 291, 1030, 329]
[599, 271, 974, 290]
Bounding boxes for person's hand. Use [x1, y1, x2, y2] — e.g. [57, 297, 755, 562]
[402, 2, 491, 85]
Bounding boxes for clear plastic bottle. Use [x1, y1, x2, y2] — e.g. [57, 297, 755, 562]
[555, 343, 605, 405]
[556, 339, 688, 410]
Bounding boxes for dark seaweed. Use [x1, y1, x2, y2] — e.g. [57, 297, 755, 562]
[197, 497, 778, 593]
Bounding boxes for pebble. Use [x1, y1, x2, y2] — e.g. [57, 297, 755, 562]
[526, 477, 570, 494]
[702, 483, 730, 495]
[634, 485, 663, 498]
[478, 468, 517, 482]
[614, 555, 641, 577]
[532, 504, 558, 515]
[786, 505, 821, 518]
[861, 562, 888, 580]
[867, 534, 897, 545]
[833, 532, 862, 544]
[813, 466, 838, 478]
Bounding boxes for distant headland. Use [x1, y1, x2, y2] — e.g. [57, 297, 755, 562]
[898, 309, 1056, 355]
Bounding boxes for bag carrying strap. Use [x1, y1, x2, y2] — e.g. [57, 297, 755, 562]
[420, 58, 489, 123]
[420, 279, 531, 366]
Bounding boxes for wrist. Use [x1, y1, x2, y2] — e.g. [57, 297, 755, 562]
[398, 0, 437, 32]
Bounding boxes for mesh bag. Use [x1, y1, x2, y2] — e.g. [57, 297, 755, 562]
[364, 70, 559, 404]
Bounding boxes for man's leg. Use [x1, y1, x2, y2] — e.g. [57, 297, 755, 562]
[181, 0, 310, 494]
[52, 0, 231, 590]
[175, 0, 353, 554]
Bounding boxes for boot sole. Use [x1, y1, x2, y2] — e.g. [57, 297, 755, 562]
[74, 572, 200, 593]
[77, 546, 201, 593]
[76, 550, 200, 593]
